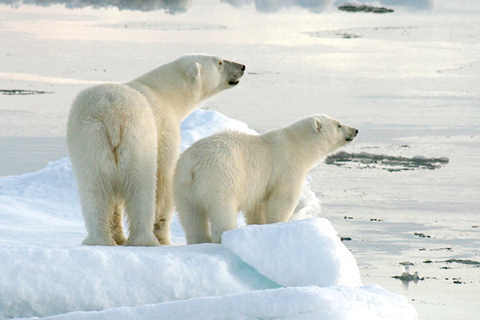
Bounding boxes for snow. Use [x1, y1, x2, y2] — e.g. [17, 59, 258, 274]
[1, 0, 479, 318]
[0, 110, 416, 319]
[21, 286, 416, 320]
[222, 218, 362, 287]
[179, 109, 257, 151]
[0, 244, 277, 319]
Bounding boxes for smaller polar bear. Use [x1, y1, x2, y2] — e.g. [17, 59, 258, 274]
[174, 114, 358, 244]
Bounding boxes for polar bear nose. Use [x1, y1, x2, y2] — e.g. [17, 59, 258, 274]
[228, 61, 245, 72]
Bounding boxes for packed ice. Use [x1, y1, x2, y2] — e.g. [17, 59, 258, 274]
[0, 109, 416, 319]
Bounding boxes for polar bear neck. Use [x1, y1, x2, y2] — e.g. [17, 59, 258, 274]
[128, 62, 202, 121]
[262, 129, 329, 172]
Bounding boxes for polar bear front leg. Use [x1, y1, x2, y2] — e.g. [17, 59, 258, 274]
[153, 142, 177, 245]
[153, 174, 174, 245]
[245, 201, 267, 225]
[123, 173, 160, 246]
[265, 191, 298, 224]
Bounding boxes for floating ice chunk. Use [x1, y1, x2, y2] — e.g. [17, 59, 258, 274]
[222, 218, 362, 287]
[412, 155, 426, 160]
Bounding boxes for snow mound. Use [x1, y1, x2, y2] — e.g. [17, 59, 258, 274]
[0, 244, 278, 319]
[291, 175, 322, 220]
[180, 108, 257, 151]
[24, 285, 417, 320]
[0, 158, 82, 246]
[222, 218, 362, 287]
[0, 108, 416, 319]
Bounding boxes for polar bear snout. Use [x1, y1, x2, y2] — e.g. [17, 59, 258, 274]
[345, 127, 358, 142]
[224, 60, 245, 86]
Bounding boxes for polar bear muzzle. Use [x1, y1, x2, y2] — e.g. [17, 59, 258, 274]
[224, 60, 245, 86]
[345, 128, 358, 142]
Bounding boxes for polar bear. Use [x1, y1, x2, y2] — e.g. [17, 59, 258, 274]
[67, 54, 245, 246]
[174, 114, 358, 244]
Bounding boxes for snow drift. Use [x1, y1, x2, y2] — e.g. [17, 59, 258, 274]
[19, 285, 417, 320]
[222, 218, 362, 287]
[0, 109, 416, 319]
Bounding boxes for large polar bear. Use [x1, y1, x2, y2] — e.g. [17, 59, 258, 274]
[67, 54, 245, 246]
[174, 114, 358, 244]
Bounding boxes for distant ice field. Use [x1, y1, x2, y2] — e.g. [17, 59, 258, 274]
[0, 0, 479, 319]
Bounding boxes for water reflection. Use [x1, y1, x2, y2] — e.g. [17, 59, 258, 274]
[226, 0, 436, 12]
[0, 0, 193, 13]
[0, 0, 435, 13]
[222, 0, 334, 13]
[373, 0, 435, 10]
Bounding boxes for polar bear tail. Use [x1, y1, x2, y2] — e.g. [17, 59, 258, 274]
[102, 113, 125, 166]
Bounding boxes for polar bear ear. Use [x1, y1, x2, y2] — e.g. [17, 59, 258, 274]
[188, 62, 202, 82]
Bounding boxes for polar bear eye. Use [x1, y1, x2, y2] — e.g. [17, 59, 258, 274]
[338, 124, 342, 128]
[218, 61, 223, 66]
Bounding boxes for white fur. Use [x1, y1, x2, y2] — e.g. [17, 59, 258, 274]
[67, 54, 244, 246]
[174, 114, 358, 244]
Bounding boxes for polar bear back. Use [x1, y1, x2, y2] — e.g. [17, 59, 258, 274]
[67, 83, 157, 175]
[175, 131, 274, 210]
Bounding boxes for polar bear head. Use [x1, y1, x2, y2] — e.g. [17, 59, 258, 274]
[312, 114, 357, 147]
[311, 114, 357, 149]
[311, 114, 357, 155]
[287, 114, 357, 162]
[175, 54, 245, 101]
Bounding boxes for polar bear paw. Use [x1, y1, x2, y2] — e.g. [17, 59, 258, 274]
[125, 232, 160, 247]
[154, 219, 172, 245]
[82, 234, 117, 246]
[113, 233, 128, 246]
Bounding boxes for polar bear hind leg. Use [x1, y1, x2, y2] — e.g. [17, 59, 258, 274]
[209, 202, 238, 244]
[117, 120, 160, 247]
[177, 203, 212, 245]
[69, 88, 160, 246]
[110, 203, 127, 245]
[153, 158, 176, 245]
[70, 119, 122, 246]
[76, 121, 159, 246]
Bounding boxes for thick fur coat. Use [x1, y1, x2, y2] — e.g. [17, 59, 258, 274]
[67, 54, 245, 246]
[174, 115, 358, 244]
